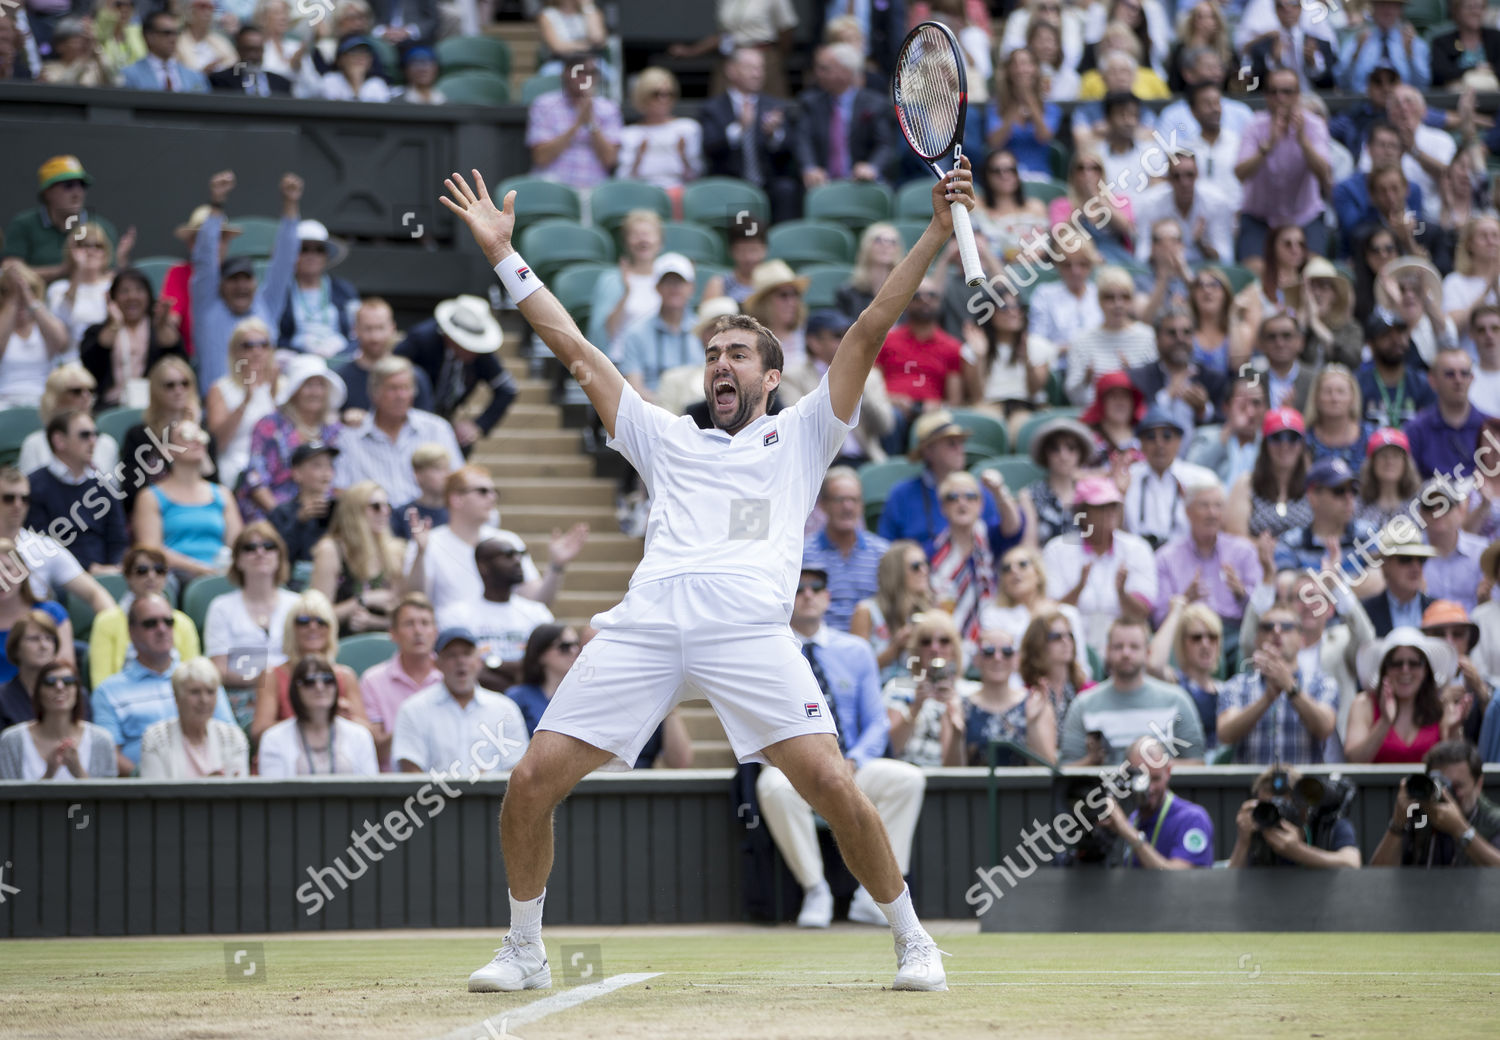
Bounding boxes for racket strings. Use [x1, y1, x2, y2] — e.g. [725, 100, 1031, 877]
[895, 27, 963, 160]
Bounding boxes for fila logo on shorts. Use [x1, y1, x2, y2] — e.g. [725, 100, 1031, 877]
[804, 702, 822, 718]
[763, 430, 779, 447]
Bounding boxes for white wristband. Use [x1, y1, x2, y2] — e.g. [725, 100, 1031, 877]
[495, 252, 544, 303]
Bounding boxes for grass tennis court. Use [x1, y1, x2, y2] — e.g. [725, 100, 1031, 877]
[1, 926, 1494, 1039]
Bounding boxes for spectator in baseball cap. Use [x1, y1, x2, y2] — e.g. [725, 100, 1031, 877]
[779, 310, 893, 467]
[1273, 456, 1381, 593]
[3, 155, 119, 281]
[1356, 427, 1421, 531]
[1123, 406, 1215, 550]
[618, 253, 698, 404]
[1225, 407, 1311, 540]
[1357, 305, 1433, 427]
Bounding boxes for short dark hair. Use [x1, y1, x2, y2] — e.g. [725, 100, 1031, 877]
[236, 23, 263, 44]
[5, 609, 60, 669]
[707, 314, 785, 373]
[144, 10, 177, 33]
[1425, 740, 1483, 783]
[288, 653, 339, 724]
[45, 409, 88, 453]
[1472, 303, 1500, 327]
[1367, 121, 1402, 148]
[1186, 80, 1221, 110]
[1103, 91, 1141, 118]
[390, 591, 435, 629]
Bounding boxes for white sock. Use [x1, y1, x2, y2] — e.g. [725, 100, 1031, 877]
[877, 884, 925, 939]
[509, 889, 546, 942]
[807, 879, 830, 896]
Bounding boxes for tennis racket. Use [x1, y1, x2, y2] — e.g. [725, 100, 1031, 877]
[891, 20, 983, 287]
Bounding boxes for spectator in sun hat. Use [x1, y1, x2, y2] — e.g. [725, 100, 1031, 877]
[1122, 406, 1216, 551]
[1018, 414, 1095, 546]
[1080, 369, 1145, 469]
[1274, 457, 1381, 594]
[279, 219, 358, 361]
[396, 294, 517, 449]
[240, 353, 347, 521]
[1356, 426, 1422, 531]
[2, 155, 119, 283]
[319, 34, 391, 102]
[1421, 599, 1492, 742]
[1346, 626, 1462, 764]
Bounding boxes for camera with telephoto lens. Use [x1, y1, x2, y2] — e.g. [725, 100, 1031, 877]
[1057, 766, 1148, 865]
[1249, 769, 1357, 865]
[1405, 771, 1453, 803]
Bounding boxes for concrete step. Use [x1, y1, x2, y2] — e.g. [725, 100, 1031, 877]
[532, 531, 642, 564]
[690, 742, 740, 769]
[515, 379, 551, 406]
[500, 503, 617, 531]
[559, 560, 638, 585]
[502, 403, 562, 429]
[486, 454, 594, 479]
[498, 478, 615, 508]
[478, 428, 581, 455]
[553, 590, 622, 621]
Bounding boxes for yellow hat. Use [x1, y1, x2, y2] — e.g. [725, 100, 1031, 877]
[37, 155, 92, 193]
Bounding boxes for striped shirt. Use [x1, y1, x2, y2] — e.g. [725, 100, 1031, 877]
[1217, 669, 1340, 766]
[802, 528, 889, 632]
[334, 408, 463, 505]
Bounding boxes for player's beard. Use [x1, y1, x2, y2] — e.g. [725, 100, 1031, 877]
[711, 375, 764, 434]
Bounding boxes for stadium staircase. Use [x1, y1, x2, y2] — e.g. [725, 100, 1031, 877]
[472, 312, 737, 767]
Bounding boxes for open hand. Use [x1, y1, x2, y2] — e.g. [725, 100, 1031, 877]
[440, 170, 515, 267]
[549, 522, 591, 568]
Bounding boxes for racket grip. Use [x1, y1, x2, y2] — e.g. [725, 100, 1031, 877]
[950, 201, 984, 287]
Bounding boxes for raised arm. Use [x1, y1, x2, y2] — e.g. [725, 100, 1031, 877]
[441, 172, 628, 436]
[825, 158, 976, 424]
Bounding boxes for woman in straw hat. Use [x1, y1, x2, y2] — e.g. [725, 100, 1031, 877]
[1018, 414, 1094, 546]
[1299, 257, 1361, 370]
[743, 259, 810, 367]
[1347, 627, 1466, 764]
[1374, 255, 1459, 367]
[1302, 364, 1371, 471]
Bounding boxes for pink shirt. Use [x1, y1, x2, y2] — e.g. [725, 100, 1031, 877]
[360, 654, 442, 771]
[1236, 112, 1328, 228]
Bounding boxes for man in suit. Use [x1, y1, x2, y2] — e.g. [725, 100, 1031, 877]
[397, 295, 518, 451]
[121, 11, 208, 92]
[794, 42, 896, 189]
[1128, 310, 1227, 432]
[1250, 313, 1316, 414]
[815, 0, 906, 82]
[1361, 537, 1437, 638]
[368, 0, 439, 45]
[1332, 122, 1423, 257]
[1243, 0, 1338, 93]
[699, 47, 803, 224]
[208, 25, 292, 96]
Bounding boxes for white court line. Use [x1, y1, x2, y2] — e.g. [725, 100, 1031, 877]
[431, 972, 661, 1040]
[667, 969, 1500, 977]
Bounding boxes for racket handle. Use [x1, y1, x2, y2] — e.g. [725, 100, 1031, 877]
[950, 201, 984, 287]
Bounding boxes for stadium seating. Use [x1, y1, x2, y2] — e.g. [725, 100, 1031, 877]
[517, 219, 615, 281]
[893, 220, 929, 250]
[521, 72, 561, 104]
[948, 409, 1009, 459]
[590, 180, 673, 238]
[766, 220, 857, 267]
[1013, 407, 1083, 456]
[95, 407, 143, 446]
[67, 574, 128, 639]
[369, 37, 403, 86]
[181, 574, 235, 636]
[857, 457, 920, 528]
[1023, 179, 1069, 204]
[682, 178, 770, 234]
[895, 179, 936, 220]
[1219, 264, 1258, 294]
[551, 262, 613, 328]
[497, 177, 583, 232]
[0, 407, 40, 468]
[337, 633, 397, 673]
[435, 35, 512, 80]
[804, 181, 894, 230]
[661, 221, 727, 267]
[223, 217, 280, 259]
[131, 256, 177, 295]
[1406, 0, 1447, 29]
[969, 455, 1045, 490]
[801, 263, 853, 309]
[436, 70, 511, 105]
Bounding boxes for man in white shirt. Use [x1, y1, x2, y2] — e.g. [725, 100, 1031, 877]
[1132, 152, 1234, 265]
[1155, 48, 1254, 144]
[1183, 83, 1244, 209]
[1469, 305, 1500, 415]
[391, 626, 528, 776]
[436, 537, 554, 691]
[1098, 93, 1158, 208]
[1233, 0, 1339, 53]
[1043, 475, 1157, 656]
[1026, 240, 1102, 354]
[335, 356, 462, 506]
[1359, 85, 1455, 224]
[1123, 407, 1217, 550]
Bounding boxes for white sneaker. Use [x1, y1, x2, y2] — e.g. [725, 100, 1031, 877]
[796, 881, 833, 928]
[847, 886, 887, 926]
[468, 934, 551, 992]
[892, 932, 950, 991]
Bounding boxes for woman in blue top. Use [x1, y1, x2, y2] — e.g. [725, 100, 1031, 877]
[1303, 366, 1373, 472]
[1149, 600, 1223, 752]
[984, 48, 1060, 178]
[959, 627, 1056, 767]
[504, 622, 583, 735]
[0, 541, 73, 686]
[133, 419, 243, 578]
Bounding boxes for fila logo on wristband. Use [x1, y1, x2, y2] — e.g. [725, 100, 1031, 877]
[516, 265, 530, 280]
[495, 253, 544, 302]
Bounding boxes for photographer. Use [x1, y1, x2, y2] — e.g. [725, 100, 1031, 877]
[1228, 765, 1362, 869]
[1218, 604, 1339, 764]
[1371, 741, 1500, 867]
[1099, 736, 1215, 869]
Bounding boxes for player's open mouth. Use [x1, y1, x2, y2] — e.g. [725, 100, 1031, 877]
[713, 379, 737, 409]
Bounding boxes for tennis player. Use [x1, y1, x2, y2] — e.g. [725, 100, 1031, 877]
[442, 159, 974, 994]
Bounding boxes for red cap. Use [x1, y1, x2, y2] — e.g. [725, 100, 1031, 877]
[1079, 370, 1146, 427]
[1366, 427, 1410, 457]
[1262, 407, 1305, 438]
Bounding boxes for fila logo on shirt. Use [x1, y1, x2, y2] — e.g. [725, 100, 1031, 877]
[763, 430, 779, 447]
[804, 702, 822, 718]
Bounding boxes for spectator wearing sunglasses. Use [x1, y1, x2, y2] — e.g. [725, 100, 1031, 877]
[1153, 476, 1263, 664]
[203, 523, 298, 721]
[0, 611, 67, 732]
[1122, 407, 1216, 552]
[957, 628, 1056, 767]
[929, 472, 1001, 656]
[21, 367, 121, 478]
[437, 536, 554, 693]
[0, 660, 116, 781]
[3, 156, 120, 283]
[1148, 601, 1224, 753]
[1346, 627, 1462, 764]
[87, 545, 200, 688]
[249, 590, 370, 746]
[1217, 603, 1339, 765]
[258, 653, 379, 777]
[1273, 457, 1382, 595]
[24, 409, 129, 574]
[1403, 346, 1492, 481]
[134, 419, 243, 580]
[883, 612, 977, 769]
[137, 655, 250, 779]
[93, 593, 236, 776]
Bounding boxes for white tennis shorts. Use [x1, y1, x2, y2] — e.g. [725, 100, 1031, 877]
[536, 574, 837, 768]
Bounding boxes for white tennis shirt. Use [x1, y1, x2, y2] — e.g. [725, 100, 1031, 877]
[606, 376, 856, 618]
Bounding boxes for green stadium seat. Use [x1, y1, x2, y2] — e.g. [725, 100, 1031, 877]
[0, 406, 39, 468]
[893, 219, 929, 250]
[517, 219, 615, 282]
[95, 406, 143, 447]
[67, 573, 127, 639]
[682, 178, 770, 233]
[1016, 266, 1061, 305]
[551, 262, 613, 327]
[858, 458, 921, 529]
[497, 177, 583, 233]
[805, 181, 894, 230]
[691, 264, 730, 308]
[435, 35, 512, 79]
[224, 217, 280, 259]
[948, 409, 1009, 459]
[130, 256, 178, 296]
[1423, 19, 1454, 42]
[1217, 263, 1257, 295]
[895, 179, 936, 220]
[337, 633, 397, 674]
[590, 180, 673, 238]
[767, 220, 857, 267]
[436, 69, 510, 105]
[522, 73, 561, 105]
[801, 263, 853, 309]
[661, 221, 726, 267]
[1022, 178, 1069, 204]
[369, 36, 402, 86]
[1406, 0, 1446, 30]
[1014, 407, 1083, 456]
[969, 455, 1045, 491]
[181, 574, 235, 636]
[1047, 140, 1072, 180]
